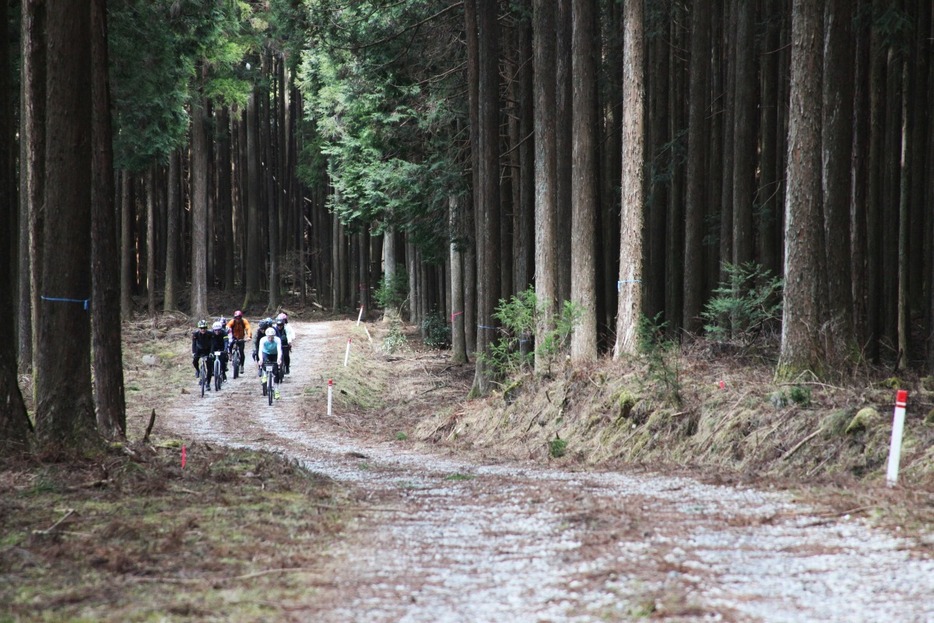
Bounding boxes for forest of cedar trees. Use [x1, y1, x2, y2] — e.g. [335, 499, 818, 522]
[0, 0, 932, 454]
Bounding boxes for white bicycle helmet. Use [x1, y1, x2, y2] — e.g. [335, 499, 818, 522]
[265, 327, 277, 337]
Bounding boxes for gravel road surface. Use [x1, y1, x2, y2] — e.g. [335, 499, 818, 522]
[159, 321, 934, 623]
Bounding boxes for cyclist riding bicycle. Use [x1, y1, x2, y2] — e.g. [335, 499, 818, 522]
[259, 327, 283, 398]
[226, 310, 251, 371]
[252, 316, 274, 363]
[274, 313, 294, 375]
[191, 319, 214, 382]
[210, 321, 231, 381]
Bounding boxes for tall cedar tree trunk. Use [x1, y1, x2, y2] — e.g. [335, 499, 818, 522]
[555, 0, 572, 305]
[731, 0, 757, 268]
[164, 150, 179, 311]
[613, 0, 646, 358]
[865, 0, 885, 362]
[464, 0, 480, 355]
[682, 0, 709, 335]
[471, 0, 501, 395]
[146, 167, 156, 316]
[217, 106, 235, 291]
[338, 219, 348, 308]
[570, 0, 598, 361]
[244, 91, 262, 308]
[851, 0, 870, 353]
[36, 0, 98, 450]
[190, 94, 210, 321]
[331, 214, 340, 308]
[927, 9, 934, 370]
[506, 24, 521, 298]
[704, 0, 724, 297]
[896, 58, 909, 370]
[1, 0, 32, 452]
[120, 169, 132, 318]
[21, 0, 46, 371]
[265, 85, 281, 312]
[450, 194, 468, 363]
[911, 2, 930, 347]
[358, 230, 370, 320]
[205, 102, 216, 289]
[91, 0, 126, 439]
[645, 9, 668, 327]
[407, 240, 419, 324]
[277, 58, 290, 279]
[512, 0, 535, 358]
[881, 48, 900, 350]
[601, 2, 623, 341]
[651, 13, 671, 328]
[777, 0, 827, 378]
[383, 227, 398, 318]
[718, 3, 736, 289]
[515, 3, 534, 296]
[533, 0, 558, 374]
[758, 3, 781, 278]
[822, 0, 855, 360]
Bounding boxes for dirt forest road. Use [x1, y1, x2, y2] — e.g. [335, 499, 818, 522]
[158, 321, 934, 623]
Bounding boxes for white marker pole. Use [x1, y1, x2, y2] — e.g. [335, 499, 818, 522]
[327, 379, 333, 416]
[344, 338, 351, 367]
[886, 389, 908, 487]
[356, 305, 364, 325]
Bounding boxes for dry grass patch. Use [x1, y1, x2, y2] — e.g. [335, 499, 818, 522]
[0, 442, 350, 622]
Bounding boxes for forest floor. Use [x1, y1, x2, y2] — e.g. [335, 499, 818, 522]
[2, 299, 934, 622]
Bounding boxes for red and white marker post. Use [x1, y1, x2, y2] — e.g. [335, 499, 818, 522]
[327, 379, 334, 416]
[344, 338, 352, 367]
[885, 389, 909, 487]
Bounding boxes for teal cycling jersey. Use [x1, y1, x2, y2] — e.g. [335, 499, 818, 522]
[262, 339, 279, 357]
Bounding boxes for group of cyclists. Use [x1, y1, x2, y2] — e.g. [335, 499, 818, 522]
[191, 310, 294, 400]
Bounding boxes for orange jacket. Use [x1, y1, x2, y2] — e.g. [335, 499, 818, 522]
[227, 317, 251, 340]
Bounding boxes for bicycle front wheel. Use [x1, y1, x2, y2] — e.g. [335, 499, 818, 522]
[214, 358, 222, 391]
[200, 359, 208, 397]
[267, 372, 274, 405]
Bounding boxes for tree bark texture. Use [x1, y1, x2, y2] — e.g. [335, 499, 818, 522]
[570, 0, 598, 362]
[190, 96, 209, 321]
[777, 0, 826, 378]
[821, 0, 855, 359]
[532, 0, 558, 374]
[164, 151, 179, 311]
[91, 0, 127, 440]
[471, 0, 501, 394]
[1, 0, 32, 452]
[613, 0, 646, 359]
[35, 0, 98, 450]
[20, 0, 46, 371]
[682, 0, 710, 335]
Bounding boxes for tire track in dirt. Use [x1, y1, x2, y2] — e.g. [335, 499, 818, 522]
[158, 321, 934, 623]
